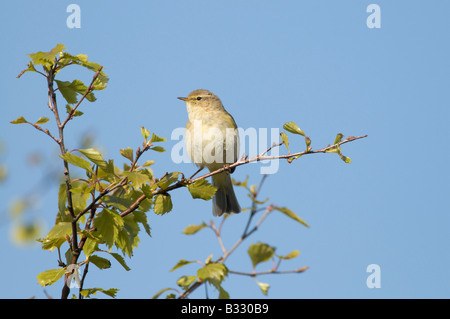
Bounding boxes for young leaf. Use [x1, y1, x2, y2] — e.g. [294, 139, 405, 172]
[339, 153, 352, 164]
[151, 288, 176, 299]
[177, 276, 197, 291]
[133, 211, 151, 237]
[109, 252, 131, 271]
[183, 222, 208, 235]
[153, 194, 173, 215]
[80, 288, 118, 299]
[10, 116, 28, 124]
[187, 179, 217, 200]
[170, 259, 196, 272]
[93, 208, 124, 248]
[218, 286, 230, 299]
[150, 146, 165, 153]
[305, 136, 312, 151]
[141, 160, 155, 167]
[255, 278, 270, 296]
[283, 121, 305, 136]
[141, 126, 150, 141]
[57, 183, 68, 221]
[120, 147, 134, 162]
[150, 133, 166, 143]
[89, 255, 111, 269]
[28, 43, 66, 66]
[280, 132, 290, 154]
[103, 196, 134, 211]
[55, 79, 96, 105]
[197, 263, 228, 288]
[82, 237, 98, 258]
[248, 242, 276, 268]
[60, 153, 93, 173]
[277, 250, 301, 260]
[65, 104, 84, 117]
[334, 133, 344, 145]
[273, 206, 310, 228]
[123, 171, 150, 188]
[157, 172, 180, 190]
[36, 268, 66, 287]
[78, 148, 108, 170]
[35, 117, 50, 125]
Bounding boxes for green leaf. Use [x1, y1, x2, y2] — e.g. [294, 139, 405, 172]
[232, 176, 249, 188]
[109, 252, 131, 271]
[150, 133, 166, 143]
[82, 237, 98, 258]
[334, 133, 344, 145]
[305, 136, 312, 151]
[280, 132, 290, 154]
[273, 206, 310, 228]
[70, 183, 92, 214]
[28, 43, 66, 66]
[339, 153, 352, 164]
[187, 179, 217, 201]
[248, 242, 276, 268]
[57, 183, 68, 221]
[60, 153, 93, 173]
[153, 194, 173, 215]
[197, 263, 228, 288]
[123, 171, 150, 188]
[157, 172, 180, 190]
[10, 116, 27, 124]
[56, 79, 96, 105]
[150, 146, 165, 153]
[183, 222, 208, 235]
[277, 250, 301, 260]
[78, 148, 109, 170]
[89, 255, 111, 269]
[114, 214, 140, 257]
[133, 211, 151, 237]
[35, 117, 50, 125]
[170, 259, 196, 272]
[65, 104, 83, 117]
[93, 208, 124, 248]
[176, 276, 197, 290]
[255, 278, 270, 296]
[141, 160, 155, 167]
[37, 268, 66, 287]
[120, 147, 134, 162]
[141, 126, 150, 141]
[246, 194, 269, 205]
[283, 121, 305, 136]
[46, 221, 73, 239]
[218, 286, 230, 299]
[103, 196, 134, 211]
[80, 288, 118, 299]
[151, 288, 175, 299]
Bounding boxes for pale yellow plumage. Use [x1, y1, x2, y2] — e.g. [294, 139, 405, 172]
[178, 89, 240, 216]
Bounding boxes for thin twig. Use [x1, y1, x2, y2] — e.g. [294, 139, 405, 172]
[229, 267, 309, 277]
[60, 66, 103, 129]
[119, 135, 368, 219]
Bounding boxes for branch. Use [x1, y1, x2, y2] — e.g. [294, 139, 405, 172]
[60, 66, 103, 129]
[119, 134, 368, 219]
[229, 267, 309, 277]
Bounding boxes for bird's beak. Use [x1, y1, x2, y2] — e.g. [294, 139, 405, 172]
[177, 97, 188, 101]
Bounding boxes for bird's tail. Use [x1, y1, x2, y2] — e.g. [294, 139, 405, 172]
[211, 172, 241, 217]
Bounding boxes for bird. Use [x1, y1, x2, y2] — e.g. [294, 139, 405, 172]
[178, 89, 241, 216]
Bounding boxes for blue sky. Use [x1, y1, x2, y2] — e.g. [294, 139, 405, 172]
[1, 1, 449, 298]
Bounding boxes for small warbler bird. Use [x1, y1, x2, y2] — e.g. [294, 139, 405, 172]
[178, 89, 241, 216]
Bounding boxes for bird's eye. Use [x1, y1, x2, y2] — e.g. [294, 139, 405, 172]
[196, 96, 202, 101]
